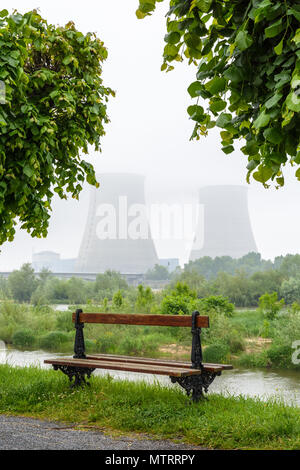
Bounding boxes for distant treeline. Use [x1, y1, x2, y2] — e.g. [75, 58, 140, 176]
[182, 252, 297, 279]
[1, 252, 300, 307]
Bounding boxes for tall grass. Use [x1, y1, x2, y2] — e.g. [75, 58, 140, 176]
[0, 364, 299, 450]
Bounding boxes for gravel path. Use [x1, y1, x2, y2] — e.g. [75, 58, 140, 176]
[0, 415, 203, 450]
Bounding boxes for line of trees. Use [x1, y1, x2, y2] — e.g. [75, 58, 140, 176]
[2, 252, 300, 308]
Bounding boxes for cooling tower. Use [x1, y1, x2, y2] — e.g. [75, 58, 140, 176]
[189, 185, 257, 260]
[75, 173, 159, 273]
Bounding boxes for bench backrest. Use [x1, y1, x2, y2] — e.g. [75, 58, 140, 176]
[72, 312, 209, 328]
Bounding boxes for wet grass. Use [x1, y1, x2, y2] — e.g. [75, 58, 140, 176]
[0, 364, 299, 450]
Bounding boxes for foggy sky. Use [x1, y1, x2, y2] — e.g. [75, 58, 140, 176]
[1, 0, 300, 270]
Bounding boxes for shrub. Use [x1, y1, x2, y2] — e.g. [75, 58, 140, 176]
[227, 331, 245, 353]
[258, 292, 285, 320]
[56, 311, 74, 332]
[118, 335, 158, 356]
[39, 331, 69, 351]
[160, 295, 191, 316]
[198, 295, 234, 317]
[96, 332, 118, 353]
[267, 344, 293, 369]
[112, 290, 123, 309]
[12, 329, 36, 349]
[203, 343, 230, 363]
[259, 320, 271, 339]
[85, 339, 97, 353]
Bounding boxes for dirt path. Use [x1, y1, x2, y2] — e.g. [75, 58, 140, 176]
[0, 415, 204, 450]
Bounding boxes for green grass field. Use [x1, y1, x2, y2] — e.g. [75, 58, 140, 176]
[0, 364, 299, 450]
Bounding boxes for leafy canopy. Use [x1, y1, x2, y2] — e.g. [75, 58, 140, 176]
[136, 0, 300, 187]
[0, 10, 114, 244]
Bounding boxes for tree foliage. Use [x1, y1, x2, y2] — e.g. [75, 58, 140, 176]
[0, 10, 114, 244]
[136, 0, 300, 187]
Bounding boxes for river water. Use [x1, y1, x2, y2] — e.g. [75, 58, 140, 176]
[0, 341, 299, 406]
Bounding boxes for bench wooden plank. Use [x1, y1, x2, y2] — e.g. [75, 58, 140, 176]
[44, 358, 222, 377]
[72, 312, 210, 328]
[86, 354, 233, 371]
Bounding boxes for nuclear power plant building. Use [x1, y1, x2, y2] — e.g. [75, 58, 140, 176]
[189, 185, 257, 261]
[75, 173, 159, 274]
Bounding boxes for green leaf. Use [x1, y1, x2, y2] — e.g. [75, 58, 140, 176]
[264, 93, 282, 109]
[286, 92, 300, 112]
[209, 98, 226, 113]
[188, 81, 203, 98]
[264, 19, 283, 39]
[63, 56, 73, 65]
[253, 165, 273, 183]
[0, 9, 8, 17]
[222, 145, 234, 154]
[292, 29, 300, 44]
[288, 8, 300, 23]
[224, 65, 244, 83]
[205, 77, 226, 95]
[195, 0, 213, 13]
[253, 110, 271, 129]
[235, 31, 253, 51]
[274, 38, 283, 55]
[187, 105, 205, 122]
[246, 159, 259, 171]
[23, 166, 34, 178]
[263, 128, 283, 145]
[164, 32, 181, 44]
[216, 113, 232, 128]
[163, 44, 179, 58]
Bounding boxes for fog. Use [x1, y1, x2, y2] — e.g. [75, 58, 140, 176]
[1, 0, 300, 270]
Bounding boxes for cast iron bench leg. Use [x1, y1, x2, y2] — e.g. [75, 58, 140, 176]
[53, 365, 95, 388]
[170, 370, 222, 403]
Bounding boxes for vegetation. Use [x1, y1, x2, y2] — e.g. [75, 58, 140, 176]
[0, 9, 114, 245]
[0, 298, 299, 370]
[136, 0, 300, 188]
[0, 364, 299, 450]
[0, 253, 300, 370]
[145, 264, 170, 280]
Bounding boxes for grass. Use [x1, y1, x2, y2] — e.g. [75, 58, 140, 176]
[0, 364, 299, 450]
[230, 309, 266, 336]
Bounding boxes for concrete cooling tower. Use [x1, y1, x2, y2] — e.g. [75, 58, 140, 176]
[189, 185, 257, 261]
[75, 173, 159, 273]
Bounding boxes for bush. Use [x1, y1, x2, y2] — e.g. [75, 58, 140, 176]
[12, 329, 36, 349]
[96, 332, 118, 353]
[203, 343, 230, 363]
[198, 295, 234, 317]
[227, 331, 245, 353]
[85, 339, 97, 353]
[39, 331, 69, 351]
[56, 311, 74, 332]
[118, 335, 158, 356]
[160, 295, 191, 316]
[258, 292, 284, 320]
[267, 344, 293, 368]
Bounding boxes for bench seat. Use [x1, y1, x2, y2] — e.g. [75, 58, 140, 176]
[44, 356, 224, 377]
[85, 353, 233, 372]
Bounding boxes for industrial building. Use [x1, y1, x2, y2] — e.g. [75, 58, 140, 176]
[190, 185, 257, 261]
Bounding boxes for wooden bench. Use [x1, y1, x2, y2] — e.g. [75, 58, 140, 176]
[44, 309, 233, 402]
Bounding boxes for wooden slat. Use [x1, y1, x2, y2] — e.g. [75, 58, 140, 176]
[44, 358, 212, 377]
[86, 354, 233, 371]
[72, 312, 209, 328]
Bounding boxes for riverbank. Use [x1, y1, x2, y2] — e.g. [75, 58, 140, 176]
[0, 302, 299, 371]
[0, 364, 299, 450]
